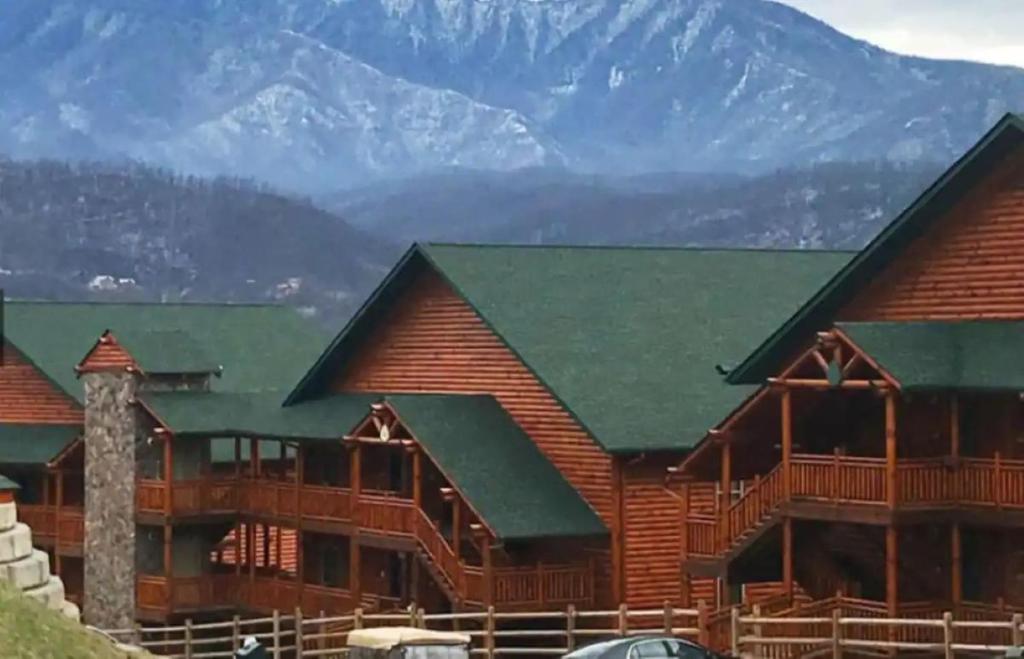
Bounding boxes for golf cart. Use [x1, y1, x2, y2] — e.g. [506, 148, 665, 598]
[347, 627, 471, 659]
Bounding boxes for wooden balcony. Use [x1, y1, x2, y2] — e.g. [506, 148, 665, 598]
[688, 453, 1024, 558]
[17, 504, 84, 554]
[136, 574, 398, 620]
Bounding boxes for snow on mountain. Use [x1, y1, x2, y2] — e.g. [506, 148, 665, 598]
[1, 0, 1023, 191]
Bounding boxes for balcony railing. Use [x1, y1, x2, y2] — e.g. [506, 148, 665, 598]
[688, 453, 1024, 557]
[17, 504, 84, 552]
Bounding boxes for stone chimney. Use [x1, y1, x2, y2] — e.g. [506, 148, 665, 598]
[81, 365, 139, 630]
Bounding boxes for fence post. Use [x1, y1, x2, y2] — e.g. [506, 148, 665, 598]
[418, 608, 426, 629]
[184, 619, 193, 659]
[272, 609, 281, 659]
[697, 600, 709, 647]
[662, 601, 673, 635]
[295, 607, 304, 657]
[752, 604, 762, 659]
[486, 605, 496, 659]
[566, 604, 577, 653]
[133, 622, 142, 647]
[1014, 612, 1023, 648]
[831, 609, 841, 659]
[319, 610, 326, 654]
[354, 607, 364, 630]
[729, 606, 740, 658]
[232, 614, 241, 652]
[942, 611, 953, 659]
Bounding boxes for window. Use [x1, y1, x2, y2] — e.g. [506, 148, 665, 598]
[629, 640, 709, 659]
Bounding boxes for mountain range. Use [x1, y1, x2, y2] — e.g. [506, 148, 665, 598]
[2, 0, 1023, 191]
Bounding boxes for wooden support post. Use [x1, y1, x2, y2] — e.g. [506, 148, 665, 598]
[720, 440, 731, 551]
[781, 389, 792, 500]
[251, 438, 259, 478]
[232, 615, 241, 652]
[885, 392, 897, 509]
[234, 437, 241, 479]
[184, 619, 193, 659]
[350, 537, 362, 607]
[1013, 612, 1023, 647]
[950, 395, 960, 459]
[942, 611, 953, 659]
[412, 449, 422, 509]
[272, 609, 281, 659]
[296, 445, 304, 597]
[318, 610, 327, 654]
[832, 609, 842, 659]
[566, 604, 577, 652]
[752, 604, 763, 659]
[234, 518, 242, 576]
[783, 517, 793, 601]
[663, 600, 673, 635]
[618, 603, 628, 635]
[481, 533, 493, 607]
[452, 498, 462, 559]
[697, 600, 709, 647]
[997, 451, 1004, 509]
[349, 443, 361, 516]
[263, 523, 271, 569]
[951, 523, 962, 605]
[730, 606, 740, 658]
[485, 605, 496, 659]
[55, 468, 63, 575]
[886, 526, 898, 617]
[294, 607, 304, 656]
[248, 523, 256, 588]
[680, 482, 691, 608]
[164, 523, 174, 610]
[164, 435, 174, 515]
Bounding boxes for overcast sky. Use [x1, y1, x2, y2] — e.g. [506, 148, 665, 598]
[779, 0, 1024, 69]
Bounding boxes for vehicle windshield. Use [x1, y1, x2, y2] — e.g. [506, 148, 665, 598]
[402, 645, 470, 659]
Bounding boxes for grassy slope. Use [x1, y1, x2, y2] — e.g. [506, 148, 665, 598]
[0, 582, 129, 658]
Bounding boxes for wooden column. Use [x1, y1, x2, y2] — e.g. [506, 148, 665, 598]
[251, 438, 260, 478]
[164, 435, 174, 516]
[412, 449, 422, 510]
[885, 393, 897, 509]
[950, 395, 960, 459]
[680, 483, 690, 608]
[951, 523, 962, 605]
[720, 439, 732, 551]
[782, 517, 793, 601]
[781, 389, 793, 500]
[234, 437, 241, 480]
[452, 498, 462, 559]
[349, 536, 361, 606]
[886, 526, 898, 616]
[296, 445, 304, 596]
[248, 523, 256, 588]
[474, 525, 493, 607]
[234, 518, 242, 577]
[164, 523, 174, 609]
[55, 469, 64, 575]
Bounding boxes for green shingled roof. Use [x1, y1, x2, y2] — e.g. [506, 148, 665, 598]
[0, 424, 80, 465]
[110, 329, 220, 375]
[4, 302, 329, 404]
[140, 391, 378, 440]
[838, 321, 1024, 391]
[290, 245, 850, 452]
[728, 113, 1024, 386]
[386, 394, 606, 541]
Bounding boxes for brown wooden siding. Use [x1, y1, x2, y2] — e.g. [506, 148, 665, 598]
[333, 270, 614, 522]
[0, 342, 81, 424]
[623, 469, 683, 607]
[78, 335, 136, 372]
[844, 148, 1024, 320]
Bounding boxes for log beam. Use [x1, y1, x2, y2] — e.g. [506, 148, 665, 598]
[886, 393, 897, 509]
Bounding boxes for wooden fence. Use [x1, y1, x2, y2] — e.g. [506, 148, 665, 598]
[99, 601, 1024, 658]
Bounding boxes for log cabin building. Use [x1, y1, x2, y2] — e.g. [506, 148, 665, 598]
[0, 112, 1021, 633]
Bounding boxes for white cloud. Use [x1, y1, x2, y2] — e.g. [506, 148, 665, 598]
[777, 0, 1024, 69]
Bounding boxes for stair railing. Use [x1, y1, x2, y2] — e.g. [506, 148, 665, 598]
[721, 463, 785, 552]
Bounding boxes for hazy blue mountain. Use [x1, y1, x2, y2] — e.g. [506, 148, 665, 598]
[1, 0, 1022, 191]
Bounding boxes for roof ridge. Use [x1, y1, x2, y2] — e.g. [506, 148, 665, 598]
[422, 242, 858, 255]
[4, 300, 287, 308]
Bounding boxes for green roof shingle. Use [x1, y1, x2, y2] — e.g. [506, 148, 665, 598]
[112, 329, 220, 375]
[386, 394, 606, 541]
[839, 320, 1024, 391]
[0, 424, 80, 465]
[5, 302, 329, 404]
[140, 391, 378, 440]
[291, 244, 850, 452]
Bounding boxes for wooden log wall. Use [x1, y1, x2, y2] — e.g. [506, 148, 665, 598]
[622, 463, 683, 608]
[843, 148, 1024, 320]
[333, 270, 614, 521]
[0, 342, 81, 423]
